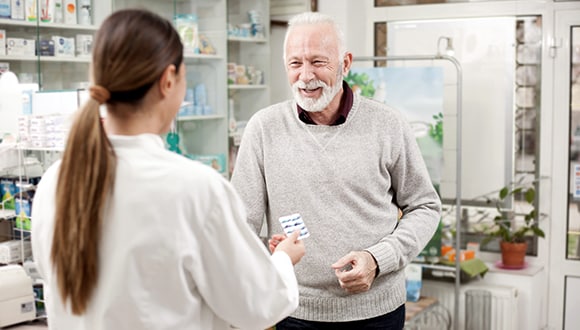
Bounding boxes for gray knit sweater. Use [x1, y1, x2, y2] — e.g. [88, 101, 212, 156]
[231, 93, 441, 322]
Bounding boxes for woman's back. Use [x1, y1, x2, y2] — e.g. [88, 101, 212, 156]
[32, 134, 299, 329]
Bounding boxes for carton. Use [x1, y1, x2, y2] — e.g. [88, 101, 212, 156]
[6, 38, 35, 56]
[63, 0, 75, 24]
[0, 0, 10, 18]
[10, 0, 24, 20]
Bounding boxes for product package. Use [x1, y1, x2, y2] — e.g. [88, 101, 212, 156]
[6, 38, 35, 56]
[24, 0, 36, 21]
[37, 38, 55, 56]
[0, 30, 5, 56]
[10, 0, 24, 20]
[174, 14, 200, 54]
[75, 34, 92, 56]
[63, 0, 75, 24]
[0, 0, 10, 18]
[405, 263, 422, 302]
[278, 213, 310, 240]
[52, 36, 74, 57]
[40, 0, 55, 22]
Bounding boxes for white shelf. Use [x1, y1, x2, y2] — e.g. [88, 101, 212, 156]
[0, 18, 98, 31]
[177, 114, 226, 121]
[18, 146, 64, 152]
[228, 84, 267, 90]
[184, 53, 225, 61]
[0, 55, 91, 63]
[228, 36, 268, 43]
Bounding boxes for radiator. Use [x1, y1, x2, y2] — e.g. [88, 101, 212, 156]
[421, 280, 519, 330]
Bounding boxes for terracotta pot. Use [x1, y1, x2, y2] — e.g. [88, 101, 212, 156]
[500, 241, 528, 267]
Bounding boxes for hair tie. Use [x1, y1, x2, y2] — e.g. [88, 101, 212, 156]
[89, 85, 111, 105]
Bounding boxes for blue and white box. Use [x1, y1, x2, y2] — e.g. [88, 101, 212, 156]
[0, 0, 10, 18]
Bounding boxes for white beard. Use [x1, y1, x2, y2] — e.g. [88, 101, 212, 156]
[292, 68, 343, 113]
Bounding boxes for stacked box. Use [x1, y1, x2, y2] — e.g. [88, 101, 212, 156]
[17, 116, 30, 146]
[6, 38, 35, 56]
[0, 240, 32, 264]
[26, 114, 68, 148]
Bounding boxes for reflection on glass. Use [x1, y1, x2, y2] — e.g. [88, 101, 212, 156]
[568, 27, 580, 260]
[375, 0, 510, 6]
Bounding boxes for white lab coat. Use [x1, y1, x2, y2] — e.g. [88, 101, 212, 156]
[31, 134, 298, 330]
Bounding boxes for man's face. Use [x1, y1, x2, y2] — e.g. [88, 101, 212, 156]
[285, 23, 344, 113]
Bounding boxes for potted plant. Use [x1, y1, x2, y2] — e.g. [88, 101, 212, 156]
[480, 179, 545, 268]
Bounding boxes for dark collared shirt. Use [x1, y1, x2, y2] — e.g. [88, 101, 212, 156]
[297, 81, 353, 126]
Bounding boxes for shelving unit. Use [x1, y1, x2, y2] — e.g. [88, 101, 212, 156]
[0, 10, 102, 90]
[0, 143, 59, 323]
[226, 0, 270, 176]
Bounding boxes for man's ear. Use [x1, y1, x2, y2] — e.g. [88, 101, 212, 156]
[342, 52, 353, 76]
[158, 64, 177, 97]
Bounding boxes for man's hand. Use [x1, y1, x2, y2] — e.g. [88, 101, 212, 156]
[331, 251, 378, 294]
[268, 234, 287, 253]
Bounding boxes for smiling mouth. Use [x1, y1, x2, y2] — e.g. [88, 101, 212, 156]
[301, 87, 321, 95]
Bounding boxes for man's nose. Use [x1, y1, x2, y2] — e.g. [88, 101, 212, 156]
[299, 63, 315, 82]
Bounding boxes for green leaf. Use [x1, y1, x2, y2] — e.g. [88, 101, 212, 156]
[532, 227, 545, 238]
[525, 188, 535, 204]
[499, 187, 509, 199]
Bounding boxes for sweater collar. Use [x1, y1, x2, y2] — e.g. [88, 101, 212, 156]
[297, 81, 353, 126]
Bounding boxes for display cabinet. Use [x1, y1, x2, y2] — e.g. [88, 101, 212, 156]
[0, 1, 112, 90]
[114, 0, 229, 176]
[1, 0, 229, 175]
[226, 0, 270, 176]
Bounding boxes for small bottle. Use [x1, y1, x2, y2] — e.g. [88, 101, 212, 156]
[54, 0, 64, 23]
[77, 0, 91, 25]
[228, 98, 237, 133]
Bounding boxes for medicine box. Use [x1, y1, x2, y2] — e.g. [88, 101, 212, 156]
[52, 36, 74, 57]
[6, 38, 36, 57]
[0, 0, 10, 18]
[37, 38, 55, 56]
[11, 0, 24, 20]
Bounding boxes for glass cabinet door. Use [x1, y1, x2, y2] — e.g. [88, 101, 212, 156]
[568, 26, 580, 260]
[551, 8, 580, 330]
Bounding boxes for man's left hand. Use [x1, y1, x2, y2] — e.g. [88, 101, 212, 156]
[331, 251, 377, 294]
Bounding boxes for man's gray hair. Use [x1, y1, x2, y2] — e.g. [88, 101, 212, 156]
[283, 12, 347, 63]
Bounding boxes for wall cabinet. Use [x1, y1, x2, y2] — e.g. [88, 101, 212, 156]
[1, 1, 229, 175]
[0, 1, 113, 90]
